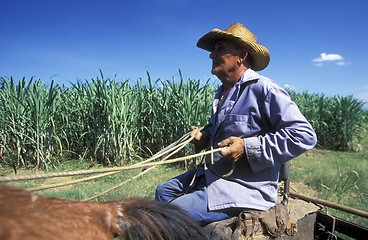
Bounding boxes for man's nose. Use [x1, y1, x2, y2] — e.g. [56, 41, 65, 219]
[209, 51, 216, 59]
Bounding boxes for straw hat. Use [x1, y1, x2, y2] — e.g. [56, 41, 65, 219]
[197, 23, 270, 71]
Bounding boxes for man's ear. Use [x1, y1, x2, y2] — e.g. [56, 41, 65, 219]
[241, 49, 253, 68]
[240, 49, 248, 60]
[237, 49, 248, 66]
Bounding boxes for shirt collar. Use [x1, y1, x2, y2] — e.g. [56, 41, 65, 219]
[238, 68, 260, 85]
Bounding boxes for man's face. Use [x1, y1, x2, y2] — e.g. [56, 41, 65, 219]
[210, 39, 242, 79]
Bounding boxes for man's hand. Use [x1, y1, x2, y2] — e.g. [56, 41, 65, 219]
[218, 136, 246, 163]
[189, 126, 208, 152]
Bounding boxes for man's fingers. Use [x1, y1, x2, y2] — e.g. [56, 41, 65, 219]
[189, 126, 200, 138]
[218, 137, 234, 147]
[218, 137, 246, 163]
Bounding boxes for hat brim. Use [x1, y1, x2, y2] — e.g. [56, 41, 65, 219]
[197, 29, 270, 71]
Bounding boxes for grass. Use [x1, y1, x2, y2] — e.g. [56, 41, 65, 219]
[291, 147, 368, 228]
[2, 142, 367, 229]
[1, 158, 184, 201]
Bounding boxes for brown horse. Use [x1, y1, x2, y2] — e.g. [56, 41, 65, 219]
[0, 185, 208, 240]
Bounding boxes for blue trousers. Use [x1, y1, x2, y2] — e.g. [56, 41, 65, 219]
[155, 168, 235, 226]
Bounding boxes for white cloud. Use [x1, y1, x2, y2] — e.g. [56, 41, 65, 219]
[311, 53, 350, 67]
[312, 53, 344, 62]
[335, 61, 351, 66]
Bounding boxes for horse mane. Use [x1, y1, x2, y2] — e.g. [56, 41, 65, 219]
[0, 184, 208, 240]
[115, 198, 208, 239]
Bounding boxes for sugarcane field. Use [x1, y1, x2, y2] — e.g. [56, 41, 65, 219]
[0, 75, 367, 239]
[2, 1, 368, 239]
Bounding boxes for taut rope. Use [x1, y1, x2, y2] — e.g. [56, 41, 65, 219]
[28, 171, 118, 192]
[83, 166, 156, 202]
[29, 132, 197, 192]
[0, 136, 225, 183]
[1, 127, 231, 201]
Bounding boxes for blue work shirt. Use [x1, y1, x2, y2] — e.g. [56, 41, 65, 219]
[202, 69, 317, 211]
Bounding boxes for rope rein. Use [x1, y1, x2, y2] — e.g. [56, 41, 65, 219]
[0, 149, 225, 182]
[28, 171, 118, 192]
[83, 166, 157, 202]
[0, 128, 225, 183]
[1, 127, 234, 202]
[208, 136, 235, 178]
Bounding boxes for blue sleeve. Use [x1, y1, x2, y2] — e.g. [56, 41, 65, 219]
[245, 87, 317, 173]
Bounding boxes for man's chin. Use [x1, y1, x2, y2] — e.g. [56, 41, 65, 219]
[211, 67, 220, 75]
[211, 70, 223, 80]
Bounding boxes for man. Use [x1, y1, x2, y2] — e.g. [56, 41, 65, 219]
[155, 23, 317, 226]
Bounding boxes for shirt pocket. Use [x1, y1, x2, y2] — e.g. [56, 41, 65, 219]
[220, 114, 253, 137]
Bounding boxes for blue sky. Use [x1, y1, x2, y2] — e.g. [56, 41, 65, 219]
[1, 0, 367, 105]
